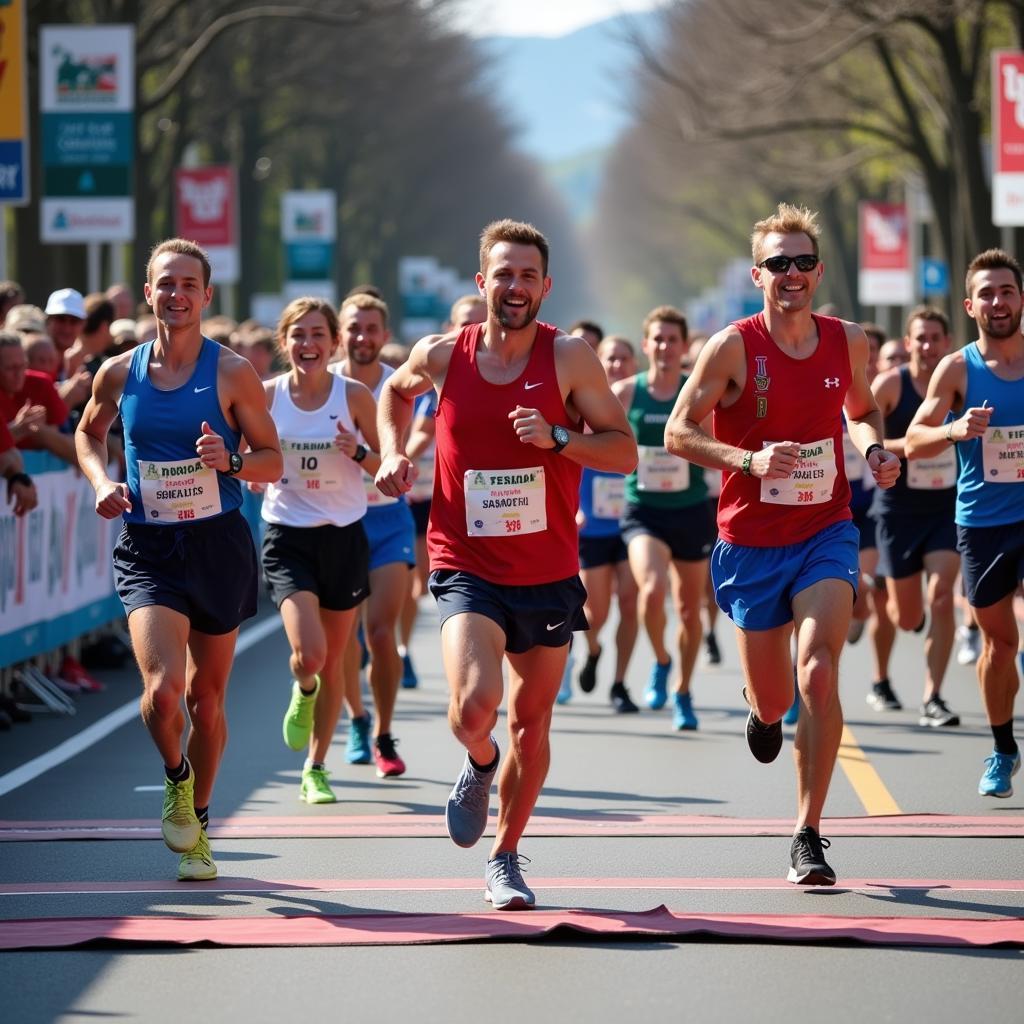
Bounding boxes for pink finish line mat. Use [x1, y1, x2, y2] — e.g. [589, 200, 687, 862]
[2, 907, 1022, 950]
[2, 813, 1021, 842]
[1, 876, 1021, 897]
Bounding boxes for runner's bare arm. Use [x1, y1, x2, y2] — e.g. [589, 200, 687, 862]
[345, 379, 382, 476]
[906, 352, 985, 457]
[517, 334, 634, 473]
[376, 333, 451, 496]
[216, 355, 282, 483]
[869, 368, 904, 457]
[75, 353, 133, 517]
[664, 327, 775, 473]
[843, 323, 899, 488]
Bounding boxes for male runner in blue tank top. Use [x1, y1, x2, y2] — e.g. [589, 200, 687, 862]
[76, 239, 283, 880]
[907, 249, 1024, 799]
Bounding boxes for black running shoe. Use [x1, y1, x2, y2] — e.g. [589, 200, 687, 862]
[743, 687, 782, 763]
[866, 679, 902, 712]
[578, 647, 601, 694]
[704, 632, 721, 665]
[787, 826, 836, 885]
[610, 681, 639, 714]
[919, 696, 959, 728]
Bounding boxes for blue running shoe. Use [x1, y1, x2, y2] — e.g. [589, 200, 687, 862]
[978, 750, 1021, 798]
[644, 659, 671, 710]
[345, 712, 373, 765]
[672, 691, 698, 730]
[556, 654, 573, 705]
[401, 652, 419, 689]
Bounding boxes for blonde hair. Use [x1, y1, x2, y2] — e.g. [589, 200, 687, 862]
[341, 292, 390, 329]
[751, 203, 821, 263]
[276, 296, 339, 345]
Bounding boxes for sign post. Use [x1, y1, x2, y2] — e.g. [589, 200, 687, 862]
[993, 51, 1024, 226]
[40, 25, 135, 247]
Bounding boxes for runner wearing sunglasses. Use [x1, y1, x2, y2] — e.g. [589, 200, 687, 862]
[664, 203, 900, 886]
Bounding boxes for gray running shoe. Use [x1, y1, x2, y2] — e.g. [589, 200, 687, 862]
[919, 696, 960, 728]
[485, 852, 536, 910]
[445, 741, 498, 848]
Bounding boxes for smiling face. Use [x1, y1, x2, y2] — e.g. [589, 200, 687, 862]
[752, 231, 822, 313]
[905, 316, 951, 373]
[965, 268, 1023, 341]
[642, 320, 687, 373]
[144, 252, 212, 332]
[283, 310, 336, 376]
[477, 241, 551, 331]
[341, 304, 389, 365]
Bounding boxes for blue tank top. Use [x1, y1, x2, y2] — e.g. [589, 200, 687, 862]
[872, 366, 955, 517]
[121, 338, 242, 525]
[579, 467, 625, 538]
[956, 342, 1024, 527]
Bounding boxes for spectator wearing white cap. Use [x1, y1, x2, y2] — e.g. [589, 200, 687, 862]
[44, 288, 91, 408]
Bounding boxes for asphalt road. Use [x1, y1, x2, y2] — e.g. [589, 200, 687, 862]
[1, 594, 1021, 1023]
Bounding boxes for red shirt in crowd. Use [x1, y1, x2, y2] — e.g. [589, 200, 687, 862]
[0, 369, 70, 450]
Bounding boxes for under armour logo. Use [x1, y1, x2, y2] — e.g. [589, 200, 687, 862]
[824, 378, 840, 389]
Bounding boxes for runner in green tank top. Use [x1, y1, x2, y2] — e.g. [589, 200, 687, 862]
[614, 306, 715, 731]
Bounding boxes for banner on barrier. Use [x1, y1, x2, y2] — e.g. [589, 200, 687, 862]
[0, 454, 122, 667]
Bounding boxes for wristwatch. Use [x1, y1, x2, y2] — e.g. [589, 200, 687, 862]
[352, 443, 368, 463]
[551, 424, 570, 454]
[227, 451, 243, 475]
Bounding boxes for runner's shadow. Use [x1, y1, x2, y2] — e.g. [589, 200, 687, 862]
[853, 885, 1024, 918]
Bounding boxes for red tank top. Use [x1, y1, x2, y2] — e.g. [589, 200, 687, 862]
[714, 312, 852, 547]
[427, 321, 582, 585]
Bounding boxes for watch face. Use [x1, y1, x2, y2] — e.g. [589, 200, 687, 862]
[230, 453, 243, 474]
[553, 425, 570, 447]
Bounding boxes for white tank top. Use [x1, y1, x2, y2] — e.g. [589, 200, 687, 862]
[262, 372, 368, 528]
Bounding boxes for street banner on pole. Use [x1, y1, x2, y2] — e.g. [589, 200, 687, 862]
[40, 25, 135, 242]
[0, 0, 30, 205]
[858, 201, 912, 306]
[281, 190, 336, 300]
[993, 51, 1024, 226]
[175, 166, 239, 284]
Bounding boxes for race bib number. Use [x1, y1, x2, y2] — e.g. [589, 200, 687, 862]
[907, 448, 956, 490]
[981, 424, 1024, 483]
[842, 432, 863, 483]
[138, 457, 222, 523]
[759, 437, 838, 506]
[279, 437, 346, 493]
[637, 445, 689, 492]
[592, 474, 625, 520]
[464, 466, 547, 537]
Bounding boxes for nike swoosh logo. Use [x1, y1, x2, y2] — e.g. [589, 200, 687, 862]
[546, 621, 565, 631]
[193, 386, 211, 394]
[352, 590, 362, 597]
[524, 381, 543, 390]
[848, 569, 858, 575]
[330, 414, 338, 419]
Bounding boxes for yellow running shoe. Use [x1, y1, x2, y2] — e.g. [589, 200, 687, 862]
[300, 764, 336, 804]
[282, 679, 319, 751]
[178, 829, 217, 881]
[161, 766, 200, 853]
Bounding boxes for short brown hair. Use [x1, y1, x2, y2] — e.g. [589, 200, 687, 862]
[751, 203, 821, 263]
[479, 219, 550, 277]
[276, 296, 339, 344]
[859, 322, 886, 349]
[147, 238, 212, 288]
[341, 292, 390, 330]
[642, 305, 688, 341]
[905, 305, 949, 337]
[965, 248, 1023, 295]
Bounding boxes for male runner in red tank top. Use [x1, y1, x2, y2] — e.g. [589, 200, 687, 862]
[665, 204, 900, 886]
[376, 219, 636, 909]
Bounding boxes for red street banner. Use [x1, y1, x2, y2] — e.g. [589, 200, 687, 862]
[174, 166, 238, 283]
[993, 51, 1024, 224]
[858, 201, 912, 306]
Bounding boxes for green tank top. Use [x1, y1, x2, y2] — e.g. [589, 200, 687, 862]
[625, 371, 706, 509]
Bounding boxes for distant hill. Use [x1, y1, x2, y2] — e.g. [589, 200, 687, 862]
[475, 11, 662, 165]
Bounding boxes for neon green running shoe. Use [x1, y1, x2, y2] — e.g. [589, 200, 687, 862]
[177, 829, 217, 881]
[300, 764, 336, 804]
[161, 766, 200, 853]
[282, 679, 319, 751]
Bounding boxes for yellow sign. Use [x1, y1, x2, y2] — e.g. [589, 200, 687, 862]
[0, 0, 27, 138]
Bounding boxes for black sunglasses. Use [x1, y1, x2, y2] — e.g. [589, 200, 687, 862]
[758, 254, 819, 274]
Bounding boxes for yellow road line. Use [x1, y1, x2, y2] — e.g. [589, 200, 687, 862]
[837, 725, 902, 816]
